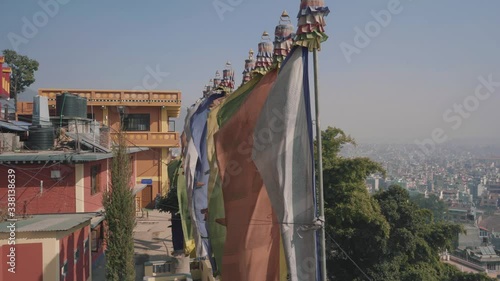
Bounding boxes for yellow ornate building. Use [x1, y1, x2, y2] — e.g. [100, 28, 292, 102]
[0, 56, 11, 100]
[17, 89, 181, 208]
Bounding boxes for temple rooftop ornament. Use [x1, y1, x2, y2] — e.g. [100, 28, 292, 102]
[213, 71, 222, 88]
[253, 31, 274, 75]
[274, 10, 295, 66]
[220, 61, 235, 92]
[241, 49, 255, 86]
[295, 0, 330, 51]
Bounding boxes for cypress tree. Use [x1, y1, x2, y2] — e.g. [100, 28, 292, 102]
[103, 130, 136, 280]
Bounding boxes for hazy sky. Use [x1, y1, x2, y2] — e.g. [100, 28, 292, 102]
[1, 0, 499, 143]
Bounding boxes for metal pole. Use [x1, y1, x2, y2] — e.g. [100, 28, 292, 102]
[313, 49, 327, 281]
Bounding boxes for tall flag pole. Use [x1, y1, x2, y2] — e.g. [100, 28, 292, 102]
[296, 0, 330, 280]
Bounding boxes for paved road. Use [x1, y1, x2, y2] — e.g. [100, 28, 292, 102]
[91, 210, 190, 281]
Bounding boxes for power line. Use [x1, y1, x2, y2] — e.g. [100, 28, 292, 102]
[325, 231, 372, 281]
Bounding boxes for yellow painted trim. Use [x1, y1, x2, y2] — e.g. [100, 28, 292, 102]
[136, 176, 160, 182]
[0, 236, 59, 281]
[38, 88, 181, 95]
[106, 159, 109, 192]
[0, 222, 91, 281]
[280, 235, 288, 281]
[75, 164, 84, 212]
[102, 106, 109, 126]
[160, 148, 169, 195]
[160, 106, 168, 132]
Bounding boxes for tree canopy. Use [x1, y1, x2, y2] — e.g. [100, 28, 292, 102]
[321, 126, 493, 281]
[102, 131, 136, 281]
[2, 49, 39, 110]
[410, 193, 448, 222]
[157, 159, 181, 214]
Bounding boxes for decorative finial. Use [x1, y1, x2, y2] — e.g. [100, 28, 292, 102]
[280, 10, 292, 24]
[274, 11, 295, 66]
[295, 0, 329, 51]
[249, 49, 254, 58]
[254, 31, 274, 75]
[261, 31, 271, 41]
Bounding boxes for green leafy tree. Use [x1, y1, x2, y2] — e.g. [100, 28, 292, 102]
[320, 127, 494, 281]
[315, 126, 356, 171]
[102, 131, 136, 281]
[157, 159, 181, 214]
[2, 50, 39, 111]
[411, 193, 448, 221]
[320, 127, 388, 280]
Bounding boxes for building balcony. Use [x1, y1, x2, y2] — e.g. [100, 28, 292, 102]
[38, 89, 182, 117]
[115, 132, 180, 148]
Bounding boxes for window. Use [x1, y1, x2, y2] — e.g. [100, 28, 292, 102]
[91, 165, 101, 195]
[74, 248, 80, 264]
[152, 262, 171, 274]
[168, 119, 175, 132]
[91, 226, 103, 252]
[91, 229, 99, 252]
[123, 114, 150, 131]
[61, 260, 68, 280]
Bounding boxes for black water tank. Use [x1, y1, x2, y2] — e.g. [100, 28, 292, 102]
[56, 93, 79, 118]
[77, 96, 88, 118]
[26, 126, 55, 150]
[74, 96, 83, 118]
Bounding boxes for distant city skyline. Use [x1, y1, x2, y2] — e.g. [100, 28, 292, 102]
[1, 0, 499, 143]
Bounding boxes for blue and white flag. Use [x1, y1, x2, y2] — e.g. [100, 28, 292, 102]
[183, 99, 206, 257]
[189, 93, 225, 258]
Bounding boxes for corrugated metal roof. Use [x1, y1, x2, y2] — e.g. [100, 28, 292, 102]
[0, 213, 93, 233]
[133, 184, 148, 195]
[0, 147, 148, 163]
[66, 132, 111, 153]
[91, 215, 105, 228]
[0, 120, 30, 132]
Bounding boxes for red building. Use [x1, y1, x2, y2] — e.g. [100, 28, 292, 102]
[0, 91, 157, 280]
[0, 147, 146, 266]
[0, 213, 93, 281]
[0, 150, 143, 214]
[0, 150, 146, 278]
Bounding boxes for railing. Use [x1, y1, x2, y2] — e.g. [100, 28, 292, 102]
[115, 132, 180, 148]
[38, 89, 182, 107]
[449, 255, 486, 272]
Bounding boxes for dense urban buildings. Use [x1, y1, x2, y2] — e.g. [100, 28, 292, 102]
[351, 142, 500, 276]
